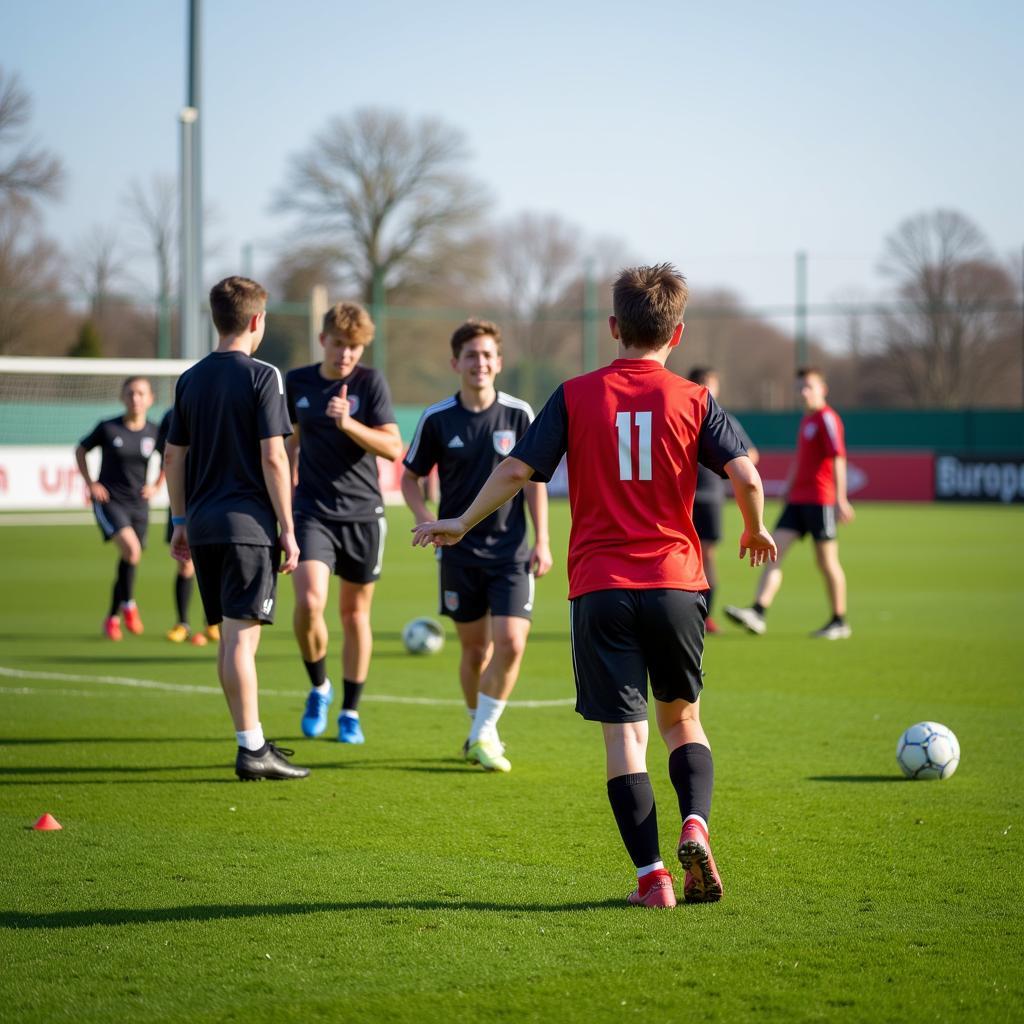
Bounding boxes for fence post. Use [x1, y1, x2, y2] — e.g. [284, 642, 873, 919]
[371, 267, 387, 379]
[583, 262, 599, 373]
[309, 284, 328, 363]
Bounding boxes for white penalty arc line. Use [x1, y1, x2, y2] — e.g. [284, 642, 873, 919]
[0, 666, 574, 709]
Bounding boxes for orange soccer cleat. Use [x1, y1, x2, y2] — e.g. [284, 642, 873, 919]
[677, 818, 723, 904]
[104, 615, 123, 642]
[122, 604, 144, 635]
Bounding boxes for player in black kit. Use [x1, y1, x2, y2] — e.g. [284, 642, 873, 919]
[75, 377, 160, 641]
[286, 302, 402, 744]
[164, 276, 308, 781]
[402, 319, 552, 773]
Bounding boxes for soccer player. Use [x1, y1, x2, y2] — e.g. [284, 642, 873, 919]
[286, 302, 402, 744]
[724, 366, 854, 639]
[75, 376, 160, 640]
[155, 408, 214, 647]
[401, 319, 552, 773]
[163, 276, 309, 781]
[686, 368, 759, 633]
[413, 265, 776, 907]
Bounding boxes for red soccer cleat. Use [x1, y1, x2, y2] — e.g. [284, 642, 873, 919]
[677, 818, 723, 903]
[704, 616, 720, 635]
[122, 605, 144, 635]
[627, 868, 677, 908]
[104, 615, 123, 642]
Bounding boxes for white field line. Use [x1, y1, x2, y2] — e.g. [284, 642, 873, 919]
[0, 685, 111, 698]
[0, 666, 573, 709]
[0, 513, 95, 526]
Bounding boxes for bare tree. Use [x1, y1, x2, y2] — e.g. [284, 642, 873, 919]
[73, 227, 126, 322]
[275, 108, 490, 303]
[878, 210, 1017, 407]
[122, 175, 176, 301]
[0, 69, 63, 209]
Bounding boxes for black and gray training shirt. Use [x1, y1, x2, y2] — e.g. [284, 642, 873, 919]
[78, 417, 160, 507]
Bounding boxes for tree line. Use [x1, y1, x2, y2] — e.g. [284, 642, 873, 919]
[0, 67, 1020, 410]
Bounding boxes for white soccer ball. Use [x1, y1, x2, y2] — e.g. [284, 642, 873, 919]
[896, 721, 960, 780]
[402, 617, 445, 655]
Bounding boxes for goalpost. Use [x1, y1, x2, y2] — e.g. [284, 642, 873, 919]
[0, 357, 195, 511]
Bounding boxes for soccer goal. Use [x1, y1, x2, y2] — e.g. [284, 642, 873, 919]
[0, 356, 193, 511]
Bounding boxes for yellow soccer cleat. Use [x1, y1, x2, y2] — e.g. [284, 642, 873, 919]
[466, 736, 511, 773]
[166, 623, 190, 644]
[205, 624, 220, 643]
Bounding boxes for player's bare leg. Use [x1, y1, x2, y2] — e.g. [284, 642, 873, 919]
[293, 560, 335, 738]
[655, 697, 721, 902]
[725, 528, 799, 635]
[454, 616, 493, 712]
[106, 526, 143, 638]
[811, 540, 851, 639]
[223, 616, 308, 781]
[337, 580, 375, 742]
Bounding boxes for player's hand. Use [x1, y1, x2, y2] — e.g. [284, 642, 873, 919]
[278, 530, 300, 574]
[89, 482, 110, 503]
[529, 541, 553, 578]
[739, 526, 778, 567]
[140, 484, 158, 500]
[412, 518, 467, 548]
[327, 384, 352, 431]
[170, 524, 191, 564]
[837, 500, 855, 524]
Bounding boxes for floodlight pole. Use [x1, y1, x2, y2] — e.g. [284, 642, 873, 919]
[794, 250, 808, 402]
[180, 0, 204, 359]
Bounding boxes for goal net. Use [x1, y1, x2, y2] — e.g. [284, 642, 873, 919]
[0, 357, 194, 511]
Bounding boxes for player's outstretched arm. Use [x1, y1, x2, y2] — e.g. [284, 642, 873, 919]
[725, 455, 778, 566]
[412, 457, 535, 549]
[260, 436, 299, 574]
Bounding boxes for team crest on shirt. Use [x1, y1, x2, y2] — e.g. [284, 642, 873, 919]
[804, 422, 818, 440]
[113, 436, 124, 448]
[492, 430, 516, 456]
[444, 590, 460, 612]
[346, 395, 361, 416]
[141, 437, 155, 458]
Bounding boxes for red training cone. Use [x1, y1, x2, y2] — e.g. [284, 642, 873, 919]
[33, 813, 62, 831]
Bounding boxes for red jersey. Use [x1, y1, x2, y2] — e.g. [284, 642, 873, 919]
[510, 359, 746, 599]
[789, 405, 846, 505]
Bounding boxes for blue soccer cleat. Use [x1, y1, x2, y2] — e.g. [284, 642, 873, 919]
[300, 683, 333, 738]
[338, 712, 365, 744]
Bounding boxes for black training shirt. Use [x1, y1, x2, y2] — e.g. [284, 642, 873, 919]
[167, 351, 292, 546]
[285, 363, 395, 522]
[404, 391, 534, 566]
[78, 417, 160, 507]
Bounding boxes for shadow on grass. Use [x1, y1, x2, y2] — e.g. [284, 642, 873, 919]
[1, 897, 625, 929]
[807, 775, 906, 783]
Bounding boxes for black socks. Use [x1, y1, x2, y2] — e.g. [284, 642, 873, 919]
[175, 573, 194, 626]
[342, 679, 364, 713]
[668, 743, 714, 825]
[606, 773, 661, 868]
[303, 658, 327, 689]
[109, 559, 136, 616]
[752, 602, 766, 617]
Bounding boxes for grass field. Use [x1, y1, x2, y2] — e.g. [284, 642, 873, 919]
[1, 502, 1022, 1023]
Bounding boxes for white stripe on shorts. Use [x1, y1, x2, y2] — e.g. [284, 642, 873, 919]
[373, 516, 388, 576]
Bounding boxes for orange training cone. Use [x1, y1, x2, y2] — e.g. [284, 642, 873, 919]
[33, 813, 62, 831]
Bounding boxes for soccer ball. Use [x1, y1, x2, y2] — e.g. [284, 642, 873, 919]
[896, 721, 960, 780]
[402, 617, 444, 655]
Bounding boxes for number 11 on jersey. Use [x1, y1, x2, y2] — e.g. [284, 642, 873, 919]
[616, 411, 652, 481]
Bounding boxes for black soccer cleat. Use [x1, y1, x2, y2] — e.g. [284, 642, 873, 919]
[235, 741, 311, 781]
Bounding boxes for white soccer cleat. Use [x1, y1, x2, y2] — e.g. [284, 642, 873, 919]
[724, 605, 766, 636]
[810, 621, 852, 640]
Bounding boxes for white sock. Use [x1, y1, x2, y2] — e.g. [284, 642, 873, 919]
[236, 724, 265, 751]
[683, 813, 709, 835]
[466, 705, 476, 720]
[469, 694, 506, 744]
[340, 709, 359, 720]
[313, 679, 331, 695]
[637, 860, 665, 879]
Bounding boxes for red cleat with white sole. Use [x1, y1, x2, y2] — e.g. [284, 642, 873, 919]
[677, 819, 723, 903]
[627, 868, 677, 908]
[122, 605, 144, 635]
[704, 616, 720, 635]
[104, 615, 123, 641]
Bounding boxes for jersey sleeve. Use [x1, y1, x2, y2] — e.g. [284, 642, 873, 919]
[78, 421, 105, 451]
[821, 409, 845, 457]
[509, 385, 568, 483]
[156, 411, 172, 457]
[256, 367, 293, 440]
[728, 413, 755, 452]
[167, 379, 190, 446]
[365, 371, 396, 428]
[403, 409, 441, 477]
[698, 393, 747, 478]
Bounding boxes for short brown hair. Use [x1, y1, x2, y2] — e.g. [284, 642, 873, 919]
[796, 366, 827, 382]
[612, 264, 689, 350]
[209, 276, 268, 337]
[687, 366, 717, 387]
[322, 302, 375, 345]
[121, 375, 152, 393]
[450, 318, 501, 359]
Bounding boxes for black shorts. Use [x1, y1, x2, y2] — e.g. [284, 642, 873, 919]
[93, 500, 149, 547]
[692, 499, 723, 542]
[439, 560, 534, 623]
[775, 503, 837, 542]
[191, 543, 278, 625]
[570, 588, 706, 723]
[295, 513, 387, 583]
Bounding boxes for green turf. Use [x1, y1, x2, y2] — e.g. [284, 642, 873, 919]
[0, 503, 1022, 1023]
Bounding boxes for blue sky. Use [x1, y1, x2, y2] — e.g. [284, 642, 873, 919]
[6, 0, 1022, 327]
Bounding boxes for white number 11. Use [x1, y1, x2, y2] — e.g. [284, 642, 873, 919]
[616, 411, 652, 481]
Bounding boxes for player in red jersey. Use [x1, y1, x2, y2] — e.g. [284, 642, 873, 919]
[725, 366, 854, 639]
[413, 264, 776, 908]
